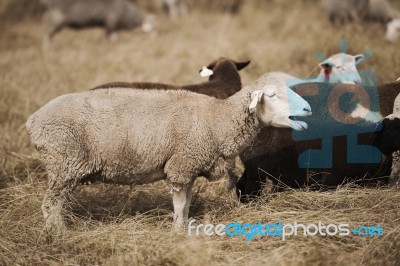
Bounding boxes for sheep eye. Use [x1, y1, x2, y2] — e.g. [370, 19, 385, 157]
[268, 93, 276, 98]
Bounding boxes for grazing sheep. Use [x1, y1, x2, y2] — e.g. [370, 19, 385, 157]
[26, 74, 312, 232]
[270, 53, 365, 85]
[42, 0, 157, 41]
[386, 19, 400, 43]
[237, 81, 400, 201]
[325, 0, 400, 24]
[92, 57, 251, 99]
[325, 0, 400, 41]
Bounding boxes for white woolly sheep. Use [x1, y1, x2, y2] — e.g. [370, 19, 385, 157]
[269, 53, 365, 85]
[92, 57, 250, 190]
[26, 75, 312, 232]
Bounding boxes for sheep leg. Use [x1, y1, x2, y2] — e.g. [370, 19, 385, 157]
[172, 180, 194, 229]
[328, 13, 336, 24]
[389, 151, 400, 188]
[42, 10, 65, 43]
[105, 15, 118, 41]
[42, 174, 76, 234]
[41, 152, 83, 233]
[183, 180, 194, 219]
[164, 155, 197, 228]
[389, 174, 400, 187]
[226, 157, 241, 191]
[164, 0, 179, 19]
[235, 169, 248, 201]
[178, 0, 188, 16]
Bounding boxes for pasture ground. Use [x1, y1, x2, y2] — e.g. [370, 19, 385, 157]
[1, 0, 399, 265]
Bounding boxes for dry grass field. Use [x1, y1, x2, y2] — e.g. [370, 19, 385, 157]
[1, 0, 400, 265]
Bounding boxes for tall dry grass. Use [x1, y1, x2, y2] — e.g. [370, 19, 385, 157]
[0, 0, 400, 265]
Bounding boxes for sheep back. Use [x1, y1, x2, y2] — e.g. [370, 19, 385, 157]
[26, 89, 231, 187]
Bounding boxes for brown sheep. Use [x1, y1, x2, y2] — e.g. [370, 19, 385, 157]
[92, 57, 251, 99]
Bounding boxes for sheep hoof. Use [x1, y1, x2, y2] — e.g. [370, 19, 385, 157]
[226, 170, 239, 191]
[42, 195, 69, 236]
[43, 214, 67, 240]
[109, 33, 118, 42]
[388, 175, 400, 188]
[173, 218, 187, 232]
[226, 178, 237, 192]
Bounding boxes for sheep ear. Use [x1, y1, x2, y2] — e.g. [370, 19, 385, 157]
[199, 66, 213, 77]
[235, 60, 251, 71]
[354, 54, 365, 65]
[249, 90, 264, 113]
[319, 61, 333, 70]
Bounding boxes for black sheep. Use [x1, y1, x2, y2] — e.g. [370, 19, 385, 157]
[237, 82, 400, 202]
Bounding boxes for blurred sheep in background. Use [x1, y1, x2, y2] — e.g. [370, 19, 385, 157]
[325, 0, 400, 42]
[41, 0, 157, 42]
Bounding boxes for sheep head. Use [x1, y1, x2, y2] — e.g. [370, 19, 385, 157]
[386, 19, 400, 44]
[318, 53, 365, 84]
[249, 84, 312, 131]
[199, 58, 250, 79]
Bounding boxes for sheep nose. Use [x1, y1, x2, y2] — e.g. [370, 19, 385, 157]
[303, 107, 311, 113]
